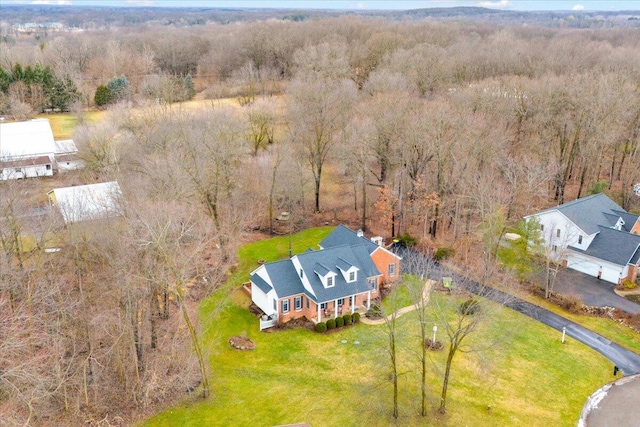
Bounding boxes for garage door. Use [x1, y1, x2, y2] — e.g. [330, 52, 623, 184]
[601, 265, 621, 284]
[567, 255, 599, 277]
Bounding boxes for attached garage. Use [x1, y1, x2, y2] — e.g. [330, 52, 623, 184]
[601, 264, 623, 283]
[528, 193, 640, 286]
[567, 253, 601, 278]
[568, 250, 627, 285]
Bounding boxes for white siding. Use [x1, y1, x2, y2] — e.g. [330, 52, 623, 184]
[1, 164, 52, 180]
[567, 252, 625, 284]
[251, 265, 278, 317]
[290, 256, 316, 297]
[532, 211, 591, 254]
[56, 158, 84, 171]
[251, 283, 276, 317]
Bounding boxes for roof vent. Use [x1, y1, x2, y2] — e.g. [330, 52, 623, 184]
[356, 229, 364, 237]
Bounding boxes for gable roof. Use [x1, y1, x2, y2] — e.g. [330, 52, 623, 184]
[294, 245, 379, 303]
[1, 155, 52, 168]
[0, 119, 56, 160]
[254, 244, 381, 303]
[320, 224, 403, 263]
[251, 272, 272, 294]
[53, 139, 78, 155]
[319, 224, 380, 254]
[48, 181, 124, 224]
[611, 209, 640, 233]
[535, 193, 627, 235]
[570, 226, 640, 266]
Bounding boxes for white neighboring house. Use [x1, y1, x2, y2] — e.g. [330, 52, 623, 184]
[54, 139, 83, 171]
[1, 119, 56, 180]
[525, 193, 640, 285]
[47, 181, 124, 225]
[0, 118, 82, 180]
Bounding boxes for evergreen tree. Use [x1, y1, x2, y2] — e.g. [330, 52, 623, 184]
[0, 67, 12, 93]
[94, 84, 112, 107]
[12, 63, 23, 81]
[31, 63, 45, 84]
[184, 74, 196, 100]
[48, 75, 81, 111]
[106, 75, 131, 103]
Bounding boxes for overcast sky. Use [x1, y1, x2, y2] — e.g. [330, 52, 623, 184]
[1, 0, 639, 11]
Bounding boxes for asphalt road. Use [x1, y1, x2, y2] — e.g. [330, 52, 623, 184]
[398, 248, 640, 375]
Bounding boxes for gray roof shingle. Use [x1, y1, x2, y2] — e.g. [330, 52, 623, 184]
[296, 245, 379, 303]
[256, 244, 381, 304]
[611, 209, 640, 233]
[251, 273, 272, 294]
[319, 224, 380, 254]
[262, 260, 303, 298]
[570, 226, 640, 266]
[537, 193, 627, 235]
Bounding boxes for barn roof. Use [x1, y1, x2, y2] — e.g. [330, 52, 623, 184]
[48, 181, 124, 224]
[0, 119, 56, 160]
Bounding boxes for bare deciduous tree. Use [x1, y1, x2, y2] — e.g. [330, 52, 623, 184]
[288, 74, 357, 212]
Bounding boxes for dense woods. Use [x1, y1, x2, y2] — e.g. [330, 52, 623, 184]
[1, 8, 640, 426]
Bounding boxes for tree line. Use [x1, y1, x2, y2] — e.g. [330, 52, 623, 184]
[1, 13, 639, 426]
[0, 62, 80, 117]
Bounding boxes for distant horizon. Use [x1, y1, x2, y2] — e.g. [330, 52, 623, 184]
[1, 0, 639, 12]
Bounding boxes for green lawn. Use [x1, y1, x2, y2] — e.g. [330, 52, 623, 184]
[38, 110, 105, 139]
[142, 228, 617, 427]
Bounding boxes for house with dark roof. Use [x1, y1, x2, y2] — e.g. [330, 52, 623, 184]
[250, 225, 402, 329]
[525, 193, 640, 284]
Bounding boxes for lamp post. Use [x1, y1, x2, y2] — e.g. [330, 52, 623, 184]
[562, 326, 567, 344]
[432, 324, 438, 345]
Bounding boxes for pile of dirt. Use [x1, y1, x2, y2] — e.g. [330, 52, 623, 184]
[425, 339, 443, 350]
[229, 336, 256, 351]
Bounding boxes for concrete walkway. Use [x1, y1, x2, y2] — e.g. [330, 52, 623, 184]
[360, 280, 435, 325]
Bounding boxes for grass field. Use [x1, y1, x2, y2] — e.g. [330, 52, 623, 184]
[38, 111, 106, 139]
[142, 228, 615, 427]
[516, 290, 640, 355]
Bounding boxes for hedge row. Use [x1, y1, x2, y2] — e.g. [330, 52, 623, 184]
[315, 312, 360, 333]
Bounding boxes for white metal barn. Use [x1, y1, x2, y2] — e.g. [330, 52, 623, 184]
[0, 118, 81, 179]
[526, 193, 640, 285]
[54, 139, 83, 171]
[0, 119, 57, 180]
[47, 181, 124, 224]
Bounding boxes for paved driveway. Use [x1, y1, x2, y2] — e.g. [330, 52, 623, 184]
[397, 248, 640, 375]
[547, 268, 640, 314]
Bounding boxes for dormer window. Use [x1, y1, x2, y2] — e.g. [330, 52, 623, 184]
[336, 257, 358, 283]
[314, 262, 336, 288]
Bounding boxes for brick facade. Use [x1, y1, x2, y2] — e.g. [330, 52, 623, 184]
[370, 247, 400, 284]
[276, 283, 380, 324]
